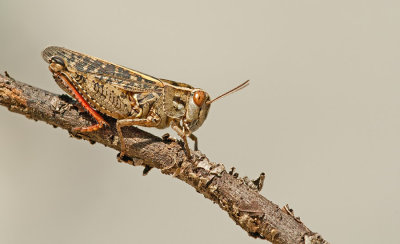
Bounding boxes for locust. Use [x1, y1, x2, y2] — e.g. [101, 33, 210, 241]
[42, 46, 249, 158]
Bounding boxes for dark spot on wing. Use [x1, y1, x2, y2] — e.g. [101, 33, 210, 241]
[75, 62, 86, 72]
[82, 56, 91, 65]
[86, 60, 103, 72]
[117, 67, 131, 79]
[104, 63, 116, 73]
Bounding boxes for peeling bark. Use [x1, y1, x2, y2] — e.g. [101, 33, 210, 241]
[0, 74, 329, 244]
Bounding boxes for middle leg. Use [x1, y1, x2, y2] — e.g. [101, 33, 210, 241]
[116, 116, 160, 159]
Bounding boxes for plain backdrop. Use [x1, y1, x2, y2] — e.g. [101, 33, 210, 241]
[1, 1, 399, 243]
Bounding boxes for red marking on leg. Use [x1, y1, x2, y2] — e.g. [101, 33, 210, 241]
[55, 72, 109, 132]
[75, 123, 106, 133]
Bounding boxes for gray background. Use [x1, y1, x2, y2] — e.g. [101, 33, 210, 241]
[0, 1, 399, 243]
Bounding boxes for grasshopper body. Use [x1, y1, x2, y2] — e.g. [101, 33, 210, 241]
[42, 46, 248, 158]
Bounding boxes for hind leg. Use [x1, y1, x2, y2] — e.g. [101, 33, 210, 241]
[52, 71, 109, 132]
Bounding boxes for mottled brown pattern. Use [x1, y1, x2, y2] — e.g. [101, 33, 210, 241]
[42, 46, 213, 158]
[42, 46, 164, 92]
[42, 46, 165, 120]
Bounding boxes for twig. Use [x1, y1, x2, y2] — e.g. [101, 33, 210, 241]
[0, 73, 329, 244]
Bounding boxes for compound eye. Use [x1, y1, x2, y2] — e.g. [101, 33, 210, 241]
[193, 90, 206, 107]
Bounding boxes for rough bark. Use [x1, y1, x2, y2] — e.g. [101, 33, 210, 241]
[0, 73, 329, 244]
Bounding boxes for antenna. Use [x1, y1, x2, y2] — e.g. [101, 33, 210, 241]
[207, 80, 250, 105]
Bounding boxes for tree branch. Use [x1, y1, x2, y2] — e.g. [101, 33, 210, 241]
[0, 73, 329, 244]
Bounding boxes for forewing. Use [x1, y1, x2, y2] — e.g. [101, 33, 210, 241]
[42, 46, 164, 93]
